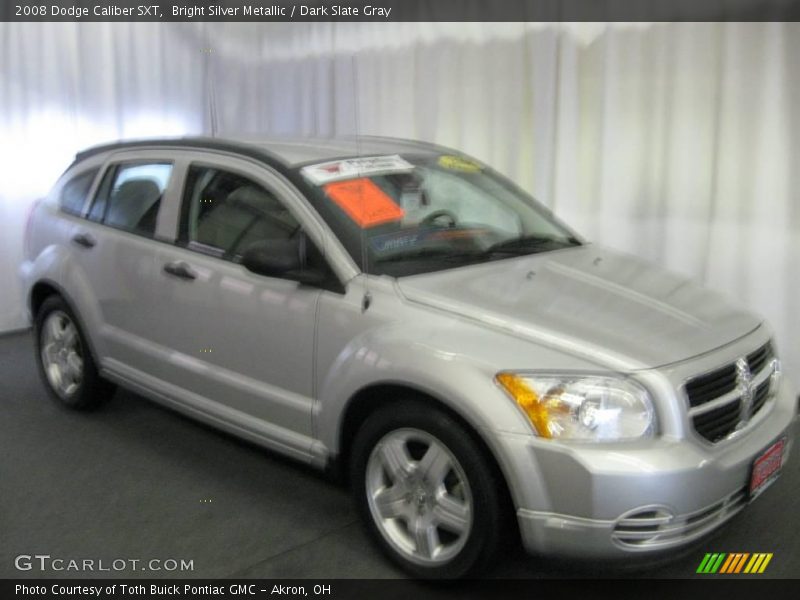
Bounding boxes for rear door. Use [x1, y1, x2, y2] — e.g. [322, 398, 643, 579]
[73, 150, 178, 372]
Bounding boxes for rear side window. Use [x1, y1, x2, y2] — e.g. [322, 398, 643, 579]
[88, 163, 173, 237]
[59, 169, 99, 216]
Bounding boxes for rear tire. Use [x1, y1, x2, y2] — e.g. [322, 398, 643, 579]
[350, 399, 506, 578]
[34, 295, 115, 410]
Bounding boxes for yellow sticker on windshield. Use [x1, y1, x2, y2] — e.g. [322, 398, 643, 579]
[438, 155, 482, 173]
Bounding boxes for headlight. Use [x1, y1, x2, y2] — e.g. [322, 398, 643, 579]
[496, 373, 656, 441]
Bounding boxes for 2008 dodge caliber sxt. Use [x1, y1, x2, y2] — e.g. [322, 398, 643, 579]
[20, 136, 798, 577]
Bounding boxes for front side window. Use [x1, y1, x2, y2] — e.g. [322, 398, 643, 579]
[89, 162, 172, 237]
[299, 154, 581, 277]
[59, 169, 99, 216]
[179, 166, 301, 260]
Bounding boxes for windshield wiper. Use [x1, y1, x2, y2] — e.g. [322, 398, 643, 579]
[481, 234, 580, 256]
[375, 246, 476, 263]
[375, 235, 580, 265]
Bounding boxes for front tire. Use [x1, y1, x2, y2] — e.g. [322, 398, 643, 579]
[35, 295, 115, 410]
[350, 400, 506, 578]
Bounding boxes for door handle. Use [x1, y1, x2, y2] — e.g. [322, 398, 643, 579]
[163, 261, 197, 281]
[71, 233, 96, 249]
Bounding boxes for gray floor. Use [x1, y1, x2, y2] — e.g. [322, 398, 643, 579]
[1, 330, 797, 579]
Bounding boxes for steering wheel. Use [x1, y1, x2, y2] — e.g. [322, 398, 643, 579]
[421, 209, 458, 228]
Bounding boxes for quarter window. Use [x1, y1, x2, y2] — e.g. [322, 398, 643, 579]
[89, 163, 172, 237]
[59, 169, 99, 216]
[179, 166, 301, 259]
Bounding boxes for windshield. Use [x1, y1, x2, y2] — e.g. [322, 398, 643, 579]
[298, 153, 581, 277]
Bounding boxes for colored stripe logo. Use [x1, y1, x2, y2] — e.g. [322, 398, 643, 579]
[697, 553, 773, 574]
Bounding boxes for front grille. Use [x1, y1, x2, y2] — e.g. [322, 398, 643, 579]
[685, 342, 776, 443]
[693, 401, 742, 442]
[685, 364, 737, 408]
[752, 380, 770, 414]
[747, 344, 773, 375]
[612, 487, 748, 550]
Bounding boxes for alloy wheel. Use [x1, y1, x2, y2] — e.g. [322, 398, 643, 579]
[365, 428, 474, 566]
[40, 310, 84, 399]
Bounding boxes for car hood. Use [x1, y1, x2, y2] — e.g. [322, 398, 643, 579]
[395, 245, 761, 370]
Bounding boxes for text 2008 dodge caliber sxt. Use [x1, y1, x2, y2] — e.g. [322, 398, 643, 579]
[20, 136, 798, 578]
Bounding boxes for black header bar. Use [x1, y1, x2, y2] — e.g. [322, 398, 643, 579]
[3, 0, 800, 22]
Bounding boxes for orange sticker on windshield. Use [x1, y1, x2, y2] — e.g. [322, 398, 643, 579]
[324, 179, 405, 228]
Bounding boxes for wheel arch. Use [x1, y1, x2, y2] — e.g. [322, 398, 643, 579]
[29, 279, 102, 366]
[334, 381, 520, 540]
[30, 279, 62, 318]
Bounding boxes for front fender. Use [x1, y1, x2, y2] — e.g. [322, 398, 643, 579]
[320, 331, 540, 439]
[313, 312, 563, 514]
[314, 277, 603, 453]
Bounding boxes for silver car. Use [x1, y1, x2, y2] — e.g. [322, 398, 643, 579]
[19, 136, 798, 578]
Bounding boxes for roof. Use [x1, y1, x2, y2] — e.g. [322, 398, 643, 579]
[74, 135, 449, 168]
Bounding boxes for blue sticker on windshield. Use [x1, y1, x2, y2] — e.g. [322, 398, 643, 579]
[370, 231, 421, 253]
[370, 227, 491, 255]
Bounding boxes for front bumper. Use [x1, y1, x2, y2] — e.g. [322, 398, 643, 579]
[501, 378, 798, 558]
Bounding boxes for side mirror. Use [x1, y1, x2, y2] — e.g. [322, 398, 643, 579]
[242, 239, 300, 276]
[241, 238, 330, 287]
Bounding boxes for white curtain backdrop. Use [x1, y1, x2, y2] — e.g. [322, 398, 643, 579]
[1, 22, 798, 380]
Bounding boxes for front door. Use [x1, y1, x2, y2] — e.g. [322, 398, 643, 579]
[148, 158, 324, 456]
